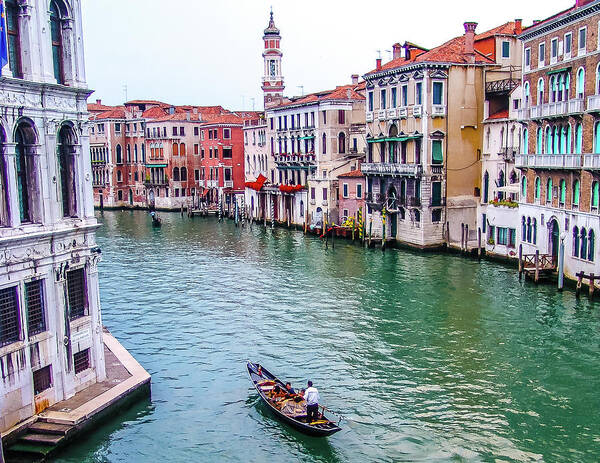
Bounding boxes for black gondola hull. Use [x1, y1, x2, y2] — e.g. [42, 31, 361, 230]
[246, 362, 341, 437]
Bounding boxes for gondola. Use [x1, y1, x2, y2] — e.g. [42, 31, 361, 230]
[246, 361, 342, 437]
[151, 214, 162, 227]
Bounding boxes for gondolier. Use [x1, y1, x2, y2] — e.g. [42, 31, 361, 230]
[304, 380, 320, 423]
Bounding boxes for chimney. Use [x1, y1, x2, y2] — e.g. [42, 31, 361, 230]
[193, 107, 199, 115]
[376, 58, 382, 70]
[96, 99, 102, 105]
[392, 43, 402, 60]
[186, 111, 191, 121]
[351, 74, 359, 85]
[515, 19, 522, 35]
[463, 22, 478, 62]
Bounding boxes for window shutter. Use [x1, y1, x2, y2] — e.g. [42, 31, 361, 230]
[432, 140, 443, 164]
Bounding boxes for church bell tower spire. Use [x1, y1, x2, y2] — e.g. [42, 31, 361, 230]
[262, 10, 284, 109]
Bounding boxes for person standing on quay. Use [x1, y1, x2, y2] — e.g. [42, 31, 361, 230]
[304, 380, 320, 423]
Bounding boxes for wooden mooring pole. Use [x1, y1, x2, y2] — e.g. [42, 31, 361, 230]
[558, 239, 565, 291]
[576, 272, 583, 298]
[534, 250, 540, 283]
[477, 227, 482, 261]
[590, 273, 595, 298]
[518, 244, 523, 280]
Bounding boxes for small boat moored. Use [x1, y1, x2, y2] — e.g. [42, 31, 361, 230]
[246, 361, 342, 437]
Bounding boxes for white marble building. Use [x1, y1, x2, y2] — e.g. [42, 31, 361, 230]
[0, 0, 106, 433]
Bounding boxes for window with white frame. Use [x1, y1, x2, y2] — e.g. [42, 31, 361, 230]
[342, 183, 348, 198]
[579, 27, 587, 54]
[502, 41, 510, 58]
[551, 38, 558, 63]
[564, 32, 572, 59]
[524, 47, 531, 70]
[432, 81, 444, 105]
[539, 42, 545, 66]
[357, 183, 363, 198]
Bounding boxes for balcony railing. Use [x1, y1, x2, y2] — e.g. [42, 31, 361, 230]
[529, 98, 585, 119]
[198, 180, 205, 187]
[387, 108, 397, 119]
[429, 197, 446, 207]
[366, 112, 374, 122]
[413, 106, 422, 118]
[569, 98, 585, 114]
[361, 163, 423, 177]
[224, 180, 233, 188]
[432, 105, 446, 117]
[583, 154, 600, 169]
[517, 107, 530, 120]
[587, 95, 600, 112]
[206, 180, 218, 188]
[377, 110, 386, 120]
[398, 107, 408, 118]
[515, 154, 582, 169]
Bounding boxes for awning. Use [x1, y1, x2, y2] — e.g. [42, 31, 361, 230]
[245, 174, 268, 192]
[367, 138, 386, 144]
[298, 136, 315, 140]
[547, 67, 570, 75]
[279, 184, 305, 193]
[145, 164, 167, 168]
[386, 135, 423, 142]
[497, 183, 520, 194]
[202, 189, 210, 197]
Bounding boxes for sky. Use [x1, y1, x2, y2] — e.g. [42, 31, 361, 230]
[82, 0, 574, 111]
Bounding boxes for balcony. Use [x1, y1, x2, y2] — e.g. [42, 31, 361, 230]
[361, 163, 423, 177]
[499, 147, 518, 162]
[568, 98, 585, 114]
[413, 106, 422, 118]
[530, 105, 543, 119]
[398, 107, 408, 118]
[144, 179, 168, 187]
[587, 95, 600, 112]
[377, 110, 386, 121]
[430, 165, 443, 175]
[224, 180, 233, 188]
[206, 180, 218, 188]
[515, 154, 582, 169]
[432, 105, 446, 117]
[583, 154, 600, 169]
[429, 197, 446, 207]
[530, 98, 585, 119]
[198, 180, 205, 187]
[366, 112, 374, 122]
[387, 108, 397, 119]
[517, 107, 530, 120]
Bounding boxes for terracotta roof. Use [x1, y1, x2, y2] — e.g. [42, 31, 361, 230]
[125, 99, 168, 106]
[475, 21, 520, 40]
[200, 114, 243, 126]
[148, 113, 204, 123]
[88, 103, 114, 113]
[274, 84, 365, 109]
[338, 169, 365, 178]
[142, 106, 168, 119]
[90, 107, 126, 120]
[487, 109, 509, 120]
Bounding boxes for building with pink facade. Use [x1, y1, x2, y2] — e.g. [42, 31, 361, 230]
[338, 170, 366, 223]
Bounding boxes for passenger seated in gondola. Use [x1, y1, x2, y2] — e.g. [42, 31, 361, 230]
[284, 382, 295, 397]
[270, 385, 286, 401]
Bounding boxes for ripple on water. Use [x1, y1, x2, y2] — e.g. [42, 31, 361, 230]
[52, 211, 600, 463]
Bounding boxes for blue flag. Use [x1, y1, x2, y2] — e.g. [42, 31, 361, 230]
[0, 0, 8, 75]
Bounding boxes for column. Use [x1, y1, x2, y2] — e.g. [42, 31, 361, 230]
[3, 143, 21, 227]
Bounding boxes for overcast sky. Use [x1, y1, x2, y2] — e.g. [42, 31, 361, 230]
[82, 0, 574, 110]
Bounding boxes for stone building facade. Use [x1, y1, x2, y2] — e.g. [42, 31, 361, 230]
[0, 0, 107, 432]
[516, 0, 600, 279]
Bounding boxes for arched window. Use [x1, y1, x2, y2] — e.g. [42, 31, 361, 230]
[173, 167, 180, 181]
[567, 124, 573, 153]
[142, 144, 146, 162]
[173, 143, 179, 156]
[536, 127, 543, 154]
[595, 122, 600, 153]
[521, 176, 527, 198]
[559, 179, 566, 205]
[589, 229, 595, 261]
[180, 143, 186, 156]
[0, 128, 8, 225]
[58, 124, 77, 217]
[134, 144, 138, 163]
[596, 63, 600, 95]
[533, 218, 537, 244]
[574, 226, 580, 257]
[117, 171, 122, 182]
[322, 133, 327, 154]
[498, 170, 505, 200]
[553, 126, 559, 154]
[576, 123, 583, 154]
[535, 177, 541, 201]
[545, 126, 552, 154]
[5, 0, 22, 78]
[526, 217, 532, 243]
[581, 228, 588, 259]
[338, 132, 346, 154]
[573, 179, 580, 207]
[557, 74, 563, 101]
[550, 76, 556, 102]
[546, 177, 553, 203]
[126, 144, 131, 163]
[593, 181, 600, 209]
[116, 144, 122, 164]
[522, 216, 527, 240]
[523, 128, 528, 155]
[50, 1, 65, 84]
[524, 82, 530, 106]
[561, 126, 567, 154]
[538, 78, 545, 104]
[483, 171, 489, 203]
[565, 73, 571, 100]
[576, 67, 585, 99]
[181, 167, 187, 181]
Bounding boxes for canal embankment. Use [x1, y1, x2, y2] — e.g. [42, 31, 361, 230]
[1, 329, 150, 462]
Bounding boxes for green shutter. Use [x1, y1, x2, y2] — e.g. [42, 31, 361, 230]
[535, 178, 541, 199]
[432, 140, 443, 165]
[432, 182, 442, 206]
[560, 180, 566, 203]
[522, 177, 527, 197]
[547, 179, 552, 202]
[574, 180, 580, 206]
[594, 183, 599, 208]
[433, 82, 443, 105]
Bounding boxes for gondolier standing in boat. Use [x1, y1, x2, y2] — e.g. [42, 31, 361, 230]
[304, 381, 320, 423]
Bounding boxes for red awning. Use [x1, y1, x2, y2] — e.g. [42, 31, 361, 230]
[245, 174, 268, 192]
[202, 189, 210, 197]
[279, 184, 305, 194]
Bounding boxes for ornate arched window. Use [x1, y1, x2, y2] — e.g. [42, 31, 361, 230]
[537, 78, 544, 104]
[573, 226, 580, 257]
[181, 167, 187, 181]
[589, 229, 595, 261]
[521, 176, 527, 198]
[576, 123, 583, 154]
[535, 177, 541, 201]
[545, 126, 552, 154]
[50, 0, 65, 84]
[546, 178, 553, 203]
[58, 124, 77, 217]
[536, 127, 542, 154]
[522, 216, 527, 241]
[5, 0, 22, 78]
[527, 217, 532, 243]
[573, 179, 580, 207]
[581, 227, 588, 259]
[322, 133, 327, 155]
[576, 67, 585, 99]
[592, 181, 599, 209]
[559, 179, 566, 205]
[116, 144, 122, 164]
[15, 122, 37, 222]
[523, 128, 528, 155]
[524, 82, 530, 107]
[126, 144, 131, 163]
[533, 218, 537, 244]
[338, 132, 346, 154]
[483, 171, 489, 203]
[173, 167, 180, 181]
[134, 144, 138, 163]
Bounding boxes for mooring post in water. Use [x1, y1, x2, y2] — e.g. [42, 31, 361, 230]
[465, 224, 469, 253]
[518, 244, 523, 280]
[234, 201, 239, 227]
[461, 223, 465, 252]
[271, 199, 274, 229]
[368, 218, 372, 248]
[576, 272, 583, 298]
[590, 273, 595, 298]
[1, 435, 5, 463]
[534, 250, 540, 283]
[558, 239, 565, 291]
[477, 227, 482, 261]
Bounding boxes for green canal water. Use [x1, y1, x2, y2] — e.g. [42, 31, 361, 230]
[53, 210, 600, 462]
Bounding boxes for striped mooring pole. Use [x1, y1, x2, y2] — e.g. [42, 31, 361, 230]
[241, 196, 246, 227]
[218, 194, 223, 222]
[271, 198, 275, 229]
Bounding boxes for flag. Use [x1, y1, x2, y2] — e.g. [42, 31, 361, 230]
[0, 0, 8, 75]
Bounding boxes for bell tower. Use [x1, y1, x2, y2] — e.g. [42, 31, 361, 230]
[262, 10, 284, 108]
